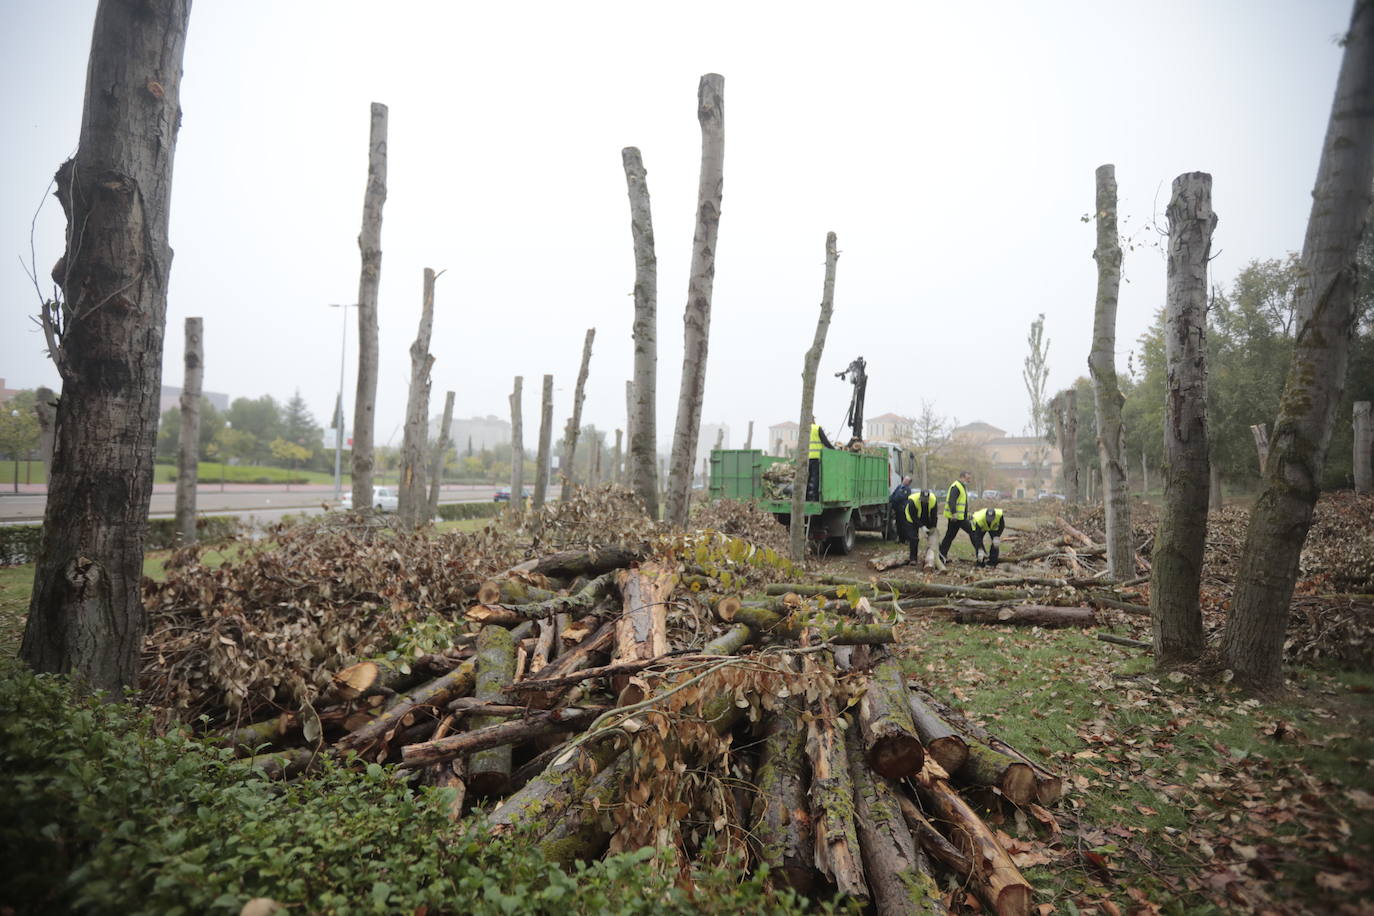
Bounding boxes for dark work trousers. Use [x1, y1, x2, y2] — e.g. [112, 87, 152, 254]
[939, 517, 975, 560]
[971, 529, 1004, 565]
[806, 458, 820, 500]
[896, 515, 915, 558]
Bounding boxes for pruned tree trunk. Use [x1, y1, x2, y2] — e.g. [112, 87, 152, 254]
[399, 267, 437, 529]
[468, 625, 516, 796]
[509, 376, 524, 521]
[1223, 1, 1374, 693]
[559, 328, 596, 490]
[805, 675, 868, 898]
[906, 691, 969, 775]
[174, 316, 203, 545]
[427, 390, 455, 520]
[665, 73, 725, 529]
[791, 232, 840, 562]
[622, 149, 660, 520]
[1209, 461, 1225, 509]
[1051, 389, 1080, 504]
[856, 659, 924, 779]
[611, 429, 623, 485]
[533, 374, 553, 511]
[22, 0, 191, 692]
[1088, 163, 1133, 579]
[744, 419, 754, 450]
[1250, 423, 1270, 475]
[1356, 401, 1372, 493]
[350, 102, 387, 512]
[956, 741, 1037, 806]
[750, 696, 816, 893]
[1150, 172, 1216, 668]
[612, 562, 676, 702]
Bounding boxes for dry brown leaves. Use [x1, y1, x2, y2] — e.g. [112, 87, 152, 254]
[522, 483, 665, 555]
[140, 517, 522, 724]
[690, 498, 792, 557]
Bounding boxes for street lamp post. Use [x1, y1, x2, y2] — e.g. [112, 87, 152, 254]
[328, 303, 355, 502]
[9, 409, 18, 494]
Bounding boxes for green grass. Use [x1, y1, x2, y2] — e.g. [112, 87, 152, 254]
[0, 459, 45, 485]
[154, 461, 345, 484]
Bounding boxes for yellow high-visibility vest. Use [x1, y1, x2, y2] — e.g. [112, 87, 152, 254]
[973, 508, 1003, 531]
[808, 424, 823, 459]
[905, 490, 937, 523]
[944, 480, 968, 520]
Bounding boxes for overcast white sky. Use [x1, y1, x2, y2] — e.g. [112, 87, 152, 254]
[0, 0, 1353, 453]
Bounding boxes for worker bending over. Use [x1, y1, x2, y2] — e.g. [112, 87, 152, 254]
[971, 506, 1006, 567]
[806, 423, 836, 501]
[938, 470, 977, 564]
[906, 488, 943, 569]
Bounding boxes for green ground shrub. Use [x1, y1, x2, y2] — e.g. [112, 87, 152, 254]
[0, 656, 822, 915]
[437, 501, 503, 522]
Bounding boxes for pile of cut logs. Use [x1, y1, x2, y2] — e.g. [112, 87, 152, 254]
[223, 544, 1071, 914]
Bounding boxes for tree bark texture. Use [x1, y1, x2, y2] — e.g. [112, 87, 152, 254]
[1223, 1, 1374, 692]
[533, 374, 553, 511]
[1354, 401, 1371, 493]
[806, 699, 868, 898]
[1250, 423, 1270, 475]
[611, 428, 623, 484]
[857, 659, 925, 780]
[665, 74, 725, 529]
[349, 102, 387, 511]
[1088, 163, 1133, 580]
[509, 376, 524, 520]
[175, 316, 203, 545]
[622, 149, 660, 519]
[845, 734, 945, 915]
[1150, 173, 1216, 667]
[790, 232, 840, 561]
[749, 698, 817, 894]
[906, 691, 969, 775]
[559, 327, 595, 489]
[427, 389, 455, 519]
[1209, 462, 1224, 509]
[33, 386, 57, 483]
[399, 267, 437, 528]
[623, 379, 635, 485]
[1053, 388, 1079, 503]
[468, 625, 516, 796]
[22, 0, 191, 691]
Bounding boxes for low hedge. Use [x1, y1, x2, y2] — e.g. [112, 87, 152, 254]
[437, 501, 504, 522]
[0, 656, 822, 915]
[0, 516, 239, 566]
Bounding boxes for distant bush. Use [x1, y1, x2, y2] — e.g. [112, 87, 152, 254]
[437, 502, 503, 522]
[155, 462, 311, 485]
[0, 525, 42, 565]
[0, 656, 821, 915]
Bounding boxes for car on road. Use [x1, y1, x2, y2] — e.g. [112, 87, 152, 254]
[340, 486, 399, 512]
[1038, 492, 1066, 501]
[493, 487, 530, 503]
[979, 489, 1002, 500]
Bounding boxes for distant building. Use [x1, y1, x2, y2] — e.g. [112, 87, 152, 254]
[950, 421, 1062, 498]
[767, 420, 799, 457]
[0, 378, 21, 404]
[866, 412, 913, 445]
[443, 415, 510, 454]
[160, 385, 229, 414]
[950, 421, 1006, 445]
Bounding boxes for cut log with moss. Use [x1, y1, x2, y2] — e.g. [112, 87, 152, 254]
[401, 705, 603, 768]
[749, 695, 816, 894]
[509, 546, 643, 580]
[952, 605, 1095, 627]
[613, 562, 677, 701]
[906, 692, 968, 775]
[487, 573, 616, 621]
[476, 578, 558, 605]
[718, 602, 895, 646]
[956, 741, 1036, 806]
[912, 758, 1032, 916]
[467, 625, 516, 797]
[524, 618, 615, 708]
[845, 729, 945, 914]
[805, 660, 868, 900]
[857, 660, 925, 780]
[333, 659, 476, 757]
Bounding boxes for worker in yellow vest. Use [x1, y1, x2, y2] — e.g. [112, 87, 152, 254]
[971, 506, 1006, 567]
[805, 422, 835, 501]
[905, 488, 943, 569]
[938, 470, 976, 564]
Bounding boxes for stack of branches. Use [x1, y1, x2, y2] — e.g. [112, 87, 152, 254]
[216, 539, 1068, 914]
[517, 483, 664, 555]
[690, 497, 794, 557]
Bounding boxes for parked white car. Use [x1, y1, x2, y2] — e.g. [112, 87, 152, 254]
[340, 485, 399, 512]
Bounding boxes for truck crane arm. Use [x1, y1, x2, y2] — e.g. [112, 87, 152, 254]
[835, 356, 868, 446]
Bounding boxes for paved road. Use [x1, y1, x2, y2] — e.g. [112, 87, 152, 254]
[0, 482, 553, 526]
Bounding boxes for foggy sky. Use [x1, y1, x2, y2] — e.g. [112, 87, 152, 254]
[0, 0, 1353, 455]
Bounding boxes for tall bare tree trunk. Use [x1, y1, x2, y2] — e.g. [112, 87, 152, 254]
[744, 420, 753, 450]
[623, 379, 635, 485]
[622, 149, 659, 519]
[1064, 387, 1079, 503]
[1250, 423, 1270, 475]
[174, 317, 203, 545]
[21, 0, 191, 691]
[350, 102, 387, 512]
[666, 73, 725, 529]
[611, 429, 623, 484]
[533, 374, 554, 511]
[1223, 1, 1374, 692]
[1209, 462, 1225, 509]
[427, 390, 455, 520]
[1088, 164, 1133, 580]
[399, 268, 437, 528]
[509, 376, 524, 521]
[559, 328, 596, 490]
[1356, 401, 1372, 493]
[1150, 172, 1216, 668]
[790, 233, 840, 562]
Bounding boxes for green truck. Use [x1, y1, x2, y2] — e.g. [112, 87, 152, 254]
[708, 446, 903, 554]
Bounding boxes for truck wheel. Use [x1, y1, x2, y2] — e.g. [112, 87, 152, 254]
[829, 517, 857, 556]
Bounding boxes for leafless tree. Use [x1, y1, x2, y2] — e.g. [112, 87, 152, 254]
[427, 389, 455, 520]
[560, 328, 595, 489]
[1223, 0, 1374, 691]
[398, 268, 437, 528]
[533, 374, 554, 511]
[350, 102, 388, 512]
[21, 0, 192, 691]
[790, 233, 840, 562]
[174, 317, 203, 544]
[509, 376, 524, 520]
[666, 74, 725, 528]
[622, 149, 659, 518]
